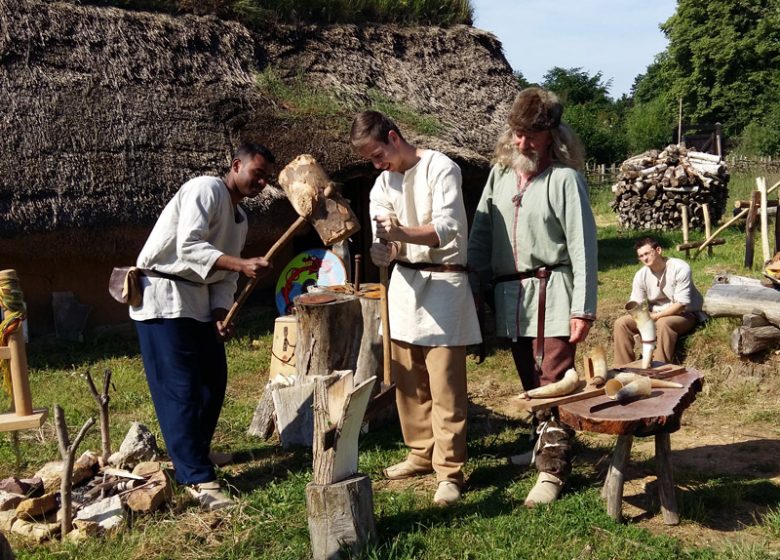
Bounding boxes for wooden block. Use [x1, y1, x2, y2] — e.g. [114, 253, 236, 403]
[0, 409, 47, 433]
[306, 475, 375, 560]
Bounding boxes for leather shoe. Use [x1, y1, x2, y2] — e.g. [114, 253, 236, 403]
[524, 472, 564, 507]
[433, 481, 461, 506]
[383, 460, 433, 480]
[186, 480, 235, 511]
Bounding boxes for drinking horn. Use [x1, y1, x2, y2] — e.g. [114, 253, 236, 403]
[523, 368, 580, 399]
[589, 345, 608, 387]
[625, 300, 656, 368]
[604, 371, 683, 402]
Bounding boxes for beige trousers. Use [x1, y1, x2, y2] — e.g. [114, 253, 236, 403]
[613, 312, 697, 366]
[392, 340, 468, 486]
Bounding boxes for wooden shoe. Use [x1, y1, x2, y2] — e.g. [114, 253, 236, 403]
[433, 481, 461, 506]
[383, 460, 433, 480]
[523, 472, 563, 507]
[186, 481, 235, 511]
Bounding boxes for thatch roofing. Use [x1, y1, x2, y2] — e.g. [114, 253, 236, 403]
[0, 0, 519, 258]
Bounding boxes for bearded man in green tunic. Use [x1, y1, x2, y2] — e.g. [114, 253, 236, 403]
[468, 87, 598, 507]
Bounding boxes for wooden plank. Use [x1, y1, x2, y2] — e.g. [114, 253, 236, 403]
[0, 409, 48, 432]
[517, 381, 605, 412]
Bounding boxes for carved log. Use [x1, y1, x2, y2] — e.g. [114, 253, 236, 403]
[247, 381, 283, 439]
[306, 475, 376, 560]
[743, 313, 771, 328]
[704, 283, 780, 327]
[355, 285, 382, 385]
[730, 325, 780, 355]
[295, 293, 362, 377]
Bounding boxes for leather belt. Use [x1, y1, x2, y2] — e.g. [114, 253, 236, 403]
[140, 269, 198, 285]
[396, 261, 467, 273]
[494, 265, 559, 373]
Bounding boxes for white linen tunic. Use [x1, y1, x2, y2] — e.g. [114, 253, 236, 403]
[129, 176, 247, 322]
[369, 150, 481, 347]
[629, 257, 704, 313]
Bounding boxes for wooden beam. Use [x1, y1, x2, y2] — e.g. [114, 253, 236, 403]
[0, 409, 48, 432]
[745, 190, 761, 269]
[677, 239, 725, 251]
[758, 177, 771, 264]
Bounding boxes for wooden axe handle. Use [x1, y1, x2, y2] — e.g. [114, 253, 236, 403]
[222, 214, 307, 329]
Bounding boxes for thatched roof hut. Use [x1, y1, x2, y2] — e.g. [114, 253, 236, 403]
[0, 0, 519, 332]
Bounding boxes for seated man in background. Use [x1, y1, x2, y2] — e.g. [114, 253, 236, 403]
[614, 237, 705, 366]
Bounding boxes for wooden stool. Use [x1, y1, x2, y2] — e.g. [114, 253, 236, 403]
[558, 365, 704, 525]
[0, 269, 48, 432]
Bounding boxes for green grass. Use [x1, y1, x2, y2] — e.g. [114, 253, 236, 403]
[4, 171, 780, 558]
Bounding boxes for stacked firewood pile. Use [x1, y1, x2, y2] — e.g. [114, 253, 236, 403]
[610, 145, 729, 231]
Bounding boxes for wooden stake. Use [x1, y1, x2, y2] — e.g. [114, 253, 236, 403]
[702, 203, 713, 256]
[745, 190, 761, 269]
[54, 405, 95, 535]
[758, 177, 771, 264]
[85, 369, 112, 464]
[677, 205, 690, 258]
[655, 433, 680, 525]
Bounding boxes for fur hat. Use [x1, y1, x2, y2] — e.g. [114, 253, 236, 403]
[508, 87, 563, 131]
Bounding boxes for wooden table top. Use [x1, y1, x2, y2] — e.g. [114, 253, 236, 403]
[558, 368, 704, 437]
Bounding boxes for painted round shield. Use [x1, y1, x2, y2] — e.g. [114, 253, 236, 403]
[274, 249, 347, 316]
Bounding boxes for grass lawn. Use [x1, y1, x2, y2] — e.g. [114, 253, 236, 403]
[2, 171, 780, 559]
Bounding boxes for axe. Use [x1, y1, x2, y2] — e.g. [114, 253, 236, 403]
[223, 155, 360, 329]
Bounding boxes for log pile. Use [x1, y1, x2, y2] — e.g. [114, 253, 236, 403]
[611, 145, 729, 231]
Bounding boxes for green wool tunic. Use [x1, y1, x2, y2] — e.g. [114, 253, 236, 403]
[468, 163, 598, 338]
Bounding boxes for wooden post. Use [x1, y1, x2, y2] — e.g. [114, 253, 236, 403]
[7, 331, 32, 417]
[677, 98, 683, 145]
[715, 123, 722, 158]
[602, 434, 633, 522]
[758, 177, 771, 264]
[654, 433, 680, 525]
[776, 193, 780, 255]
[679, 205, 690, 258]
[745, 190, 761, 269]
[702, 203, 713, 256]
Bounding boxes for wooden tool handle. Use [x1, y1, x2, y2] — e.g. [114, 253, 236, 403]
[223, 215, 308, 329]
[379, 264, 391, 386]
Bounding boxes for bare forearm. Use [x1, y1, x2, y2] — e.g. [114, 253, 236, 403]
[213, 254, 270, 279]
[396, 224, 440, 247]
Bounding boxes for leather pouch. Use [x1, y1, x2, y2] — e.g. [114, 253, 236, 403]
[109, 266, 142, 307]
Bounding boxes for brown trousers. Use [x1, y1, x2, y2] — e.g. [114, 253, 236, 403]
[510, 337, 576, 479]
[613, 312, 697, 367]
[392, 341, 468, 486]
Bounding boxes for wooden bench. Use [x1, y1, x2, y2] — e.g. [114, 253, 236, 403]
[558, 364, 704, 525]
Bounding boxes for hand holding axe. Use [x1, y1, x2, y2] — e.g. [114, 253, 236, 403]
[222, 154, 360, 329]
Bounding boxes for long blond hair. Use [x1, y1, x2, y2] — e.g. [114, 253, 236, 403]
[492, 123, 586, 172]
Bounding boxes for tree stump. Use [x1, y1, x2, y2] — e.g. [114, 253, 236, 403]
[295, 293, 363, 377]
[306, 475, 375, 560]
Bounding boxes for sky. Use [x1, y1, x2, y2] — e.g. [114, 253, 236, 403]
[470, 0, 678, 98]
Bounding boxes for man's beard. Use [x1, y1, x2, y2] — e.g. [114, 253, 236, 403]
[512, 150, 540, 175]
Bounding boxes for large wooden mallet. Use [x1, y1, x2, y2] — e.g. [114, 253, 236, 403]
[223, 155, 360, 328]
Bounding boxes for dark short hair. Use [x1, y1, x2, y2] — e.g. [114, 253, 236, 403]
[233, 142, 276, 165]
[634, 237, 661, 251]
[349, 111, 403, 149]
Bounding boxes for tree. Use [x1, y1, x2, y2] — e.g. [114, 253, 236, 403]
[632, 0, 780, 139]
[540, 67, 629, 163]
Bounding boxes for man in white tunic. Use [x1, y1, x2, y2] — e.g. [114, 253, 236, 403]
[614, 237, 704, 365]
[350, 111, 481, 506]
[131, 143, 274, 510]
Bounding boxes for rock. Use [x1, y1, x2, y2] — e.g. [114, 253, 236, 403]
[34, 453, 97, 494]
[0, 492, 24, 512]
[75, 494, 124, 532]
[0, 510, 18, 532]
[125, 471, 171, 513]
[11, 518, 60, 543]
[0, 477, 43, 498]
[131, 461, 162, 478]
[15, 493, 58, 520]
[108, 423, 161, 469]
[72, 518, 101, 536]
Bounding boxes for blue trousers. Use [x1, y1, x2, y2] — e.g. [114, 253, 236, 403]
[135, 318, 227, 484]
